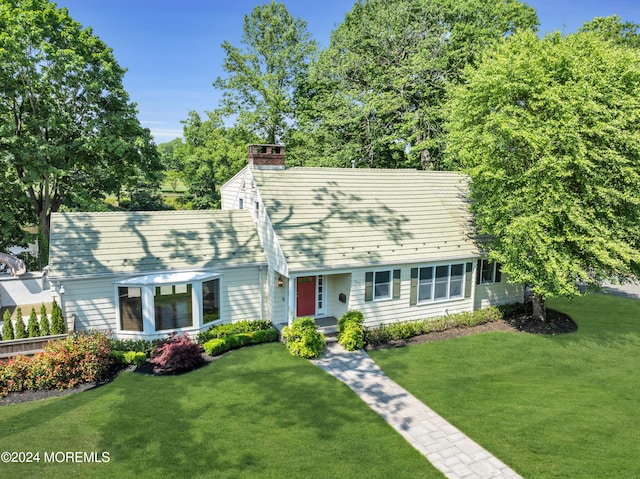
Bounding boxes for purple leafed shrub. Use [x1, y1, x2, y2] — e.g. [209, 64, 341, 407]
[150, 334, 203, 374]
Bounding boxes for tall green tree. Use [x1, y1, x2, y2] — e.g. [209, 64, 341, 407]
[0, 0, 161, 244]
[580, 15, 640, 47]
[178, 111, 257, 209]
[298, 0, 538, 168]
[445, 29, 640, 320]
[213, 1, 317, 144]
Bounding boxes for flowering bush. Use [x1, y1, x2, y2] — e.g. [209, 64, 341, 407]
[150, 334, 203, 374]
[0, 332, 112, 397]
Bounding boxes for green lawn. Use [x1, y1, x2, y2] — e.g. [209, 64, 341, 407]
[0, 343, 442, 479]
[369, 294, 640, 479]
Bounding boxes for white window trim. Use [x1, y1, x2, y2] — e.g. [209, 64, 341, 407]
[373, 269, 393, 302]
[416, 263, 465, 305]
[114, 272, 222, 336]
[479, 259, 500, 284]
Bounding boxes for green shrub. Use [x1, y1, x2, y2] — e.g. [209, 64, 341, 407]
[203, 338, 230, 356]
[50, 299, 65, 335]
[282, 317, 325, 359]
[196, 319, 273, 344]
[251, 328, 279, 343]
[14, 307, 27, 339]
[39, 304, 50, 336]
[27, 308, 40, 337]
[340, 322, 364, 351]
[338, 310, 365, 351]
[202, 328, 279, 357]
[109, 338, 157, 356]
[2, 310, 14, 340]
[363, 305, 510, 346]
[110, 350, 147, 367]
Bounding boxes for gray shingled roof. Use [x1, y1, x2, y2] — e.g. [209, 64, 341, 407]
[49, 209, 266, 278]
[252, 168, 479, 271]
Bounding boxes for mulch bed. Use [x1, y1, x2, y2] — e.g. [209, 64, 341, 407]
[1, 310, 576, 406]
[365, 308, 576, 350]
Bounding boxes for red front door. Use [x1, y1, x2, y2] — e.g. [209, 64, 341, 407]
[296, 276, 316, 316]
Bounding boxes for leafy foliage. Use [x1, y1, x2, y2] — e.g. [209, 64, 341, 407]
[196, 319, 273, 344]
[50, 299, 65, 335]
[111, 350, 147, 367]
[13, 307, 26, 339]
[27, 308, 39, 338]
[0, 332, 112, 397]
[39, 304, 50, 336]
[363, 306, 504, 345]
[150, 334, 203, 374]
[337, 310, 364, 351]
[175, 111, 258, 209]
[0, 0, 161, 245]
[214, 0, 317, 144]
[282, 317, 325, 359]
[445, 29, 640, 318]
[2, 309, 13, 340]
[296, 0, 538, 168]
[202, 328, 279, 356]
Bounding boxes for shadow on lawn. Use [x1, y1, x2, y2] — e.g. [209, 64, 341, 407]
[93, 343, 370, 476]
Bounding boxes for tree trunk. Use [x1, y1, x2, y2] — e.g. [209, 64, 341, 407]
[532, 293, 546, 322]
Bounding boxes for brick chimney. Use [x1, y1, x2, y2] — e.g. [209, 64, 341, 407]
[247, 144, 285, 170]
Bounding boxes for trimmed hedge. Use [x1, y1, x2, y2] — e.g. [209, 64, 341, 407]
[203, 328, 279, 356]
[363, 305, 510, 346]
[196, 319, 273, 344]
[111, 350, 148, 367]
[282, 317, 325, 359]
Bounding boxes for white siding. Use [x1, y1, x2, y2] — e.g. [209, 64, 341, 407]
[474, 278, 524, 310]
[269, 268, 287, 325]
[348, 264, 475, 328]
[61, 266, 265, 339]
[326, 273, 351, 319]
[220, 167, 248, 210]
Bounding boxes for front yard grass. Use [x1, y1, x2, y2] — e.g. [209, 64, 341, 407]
[0, 343, 442, 479]
[369, 294, 640, 479]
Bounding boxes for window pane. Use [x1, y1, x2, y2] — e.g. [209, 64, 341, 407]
[481, 259, 494, 283]
[451, 264, 464, 278]
[374, 283, 390, 299]
[436, 265, 449, 278]
[155, 284, 193, 331]
[119, 287, 143, 331]
[418, 283, 432, 301]
[449, 278, 463, 298]
[374, 271, 391, 299]
[419, 267, 433, 281]
[434, 281, 448, 300]
[202, 279, 220, 323]
[376, 271, 390, 283]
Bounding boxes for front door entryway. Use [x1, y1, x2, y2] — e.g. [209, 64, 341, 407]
[296, 276, 316, 316]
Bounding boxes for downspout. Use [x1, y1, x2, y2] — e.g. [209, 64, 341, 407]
[288, 275, 296, 327]
[258, 266, 264, 320]
[470, 259, 478, 311]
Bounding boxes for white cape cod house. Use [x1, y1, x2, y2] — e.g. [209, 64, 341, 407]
[48, 145, 522, 339]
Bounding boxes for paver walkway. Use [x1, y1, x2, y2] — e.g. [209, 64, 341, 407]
[311, 342, 523, 479]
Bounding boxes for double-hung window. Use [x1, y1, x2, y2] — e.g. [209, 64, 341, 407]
[478, 260, 502, 284]
[365, 270, 401, 302]
[413, 263, 465, 304]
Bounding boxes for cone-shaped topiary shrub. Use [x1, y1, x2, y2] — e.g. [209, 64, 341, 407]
[14, 307, 27, 339]
[28, 307, 40, 337]
[39, 303, 50, 336]
[50, 299, 65, 335]
[2, 310, 13, 340]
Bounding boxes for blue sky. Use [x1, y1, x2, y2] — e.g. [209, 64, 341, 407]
[53, 0, 640, 144]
